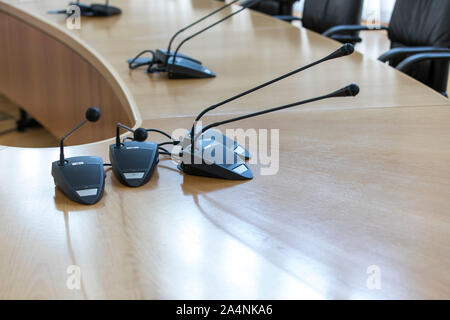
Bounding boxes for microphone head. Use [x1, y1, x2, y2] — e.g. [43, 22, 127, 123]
[85, 107, 101, 122]
[325, 43, 355, 61]
[345, 84, 360, 96]
[133, 128, 148, 142]
[341, 43, 354, 56]
[331, 84, 360, 97]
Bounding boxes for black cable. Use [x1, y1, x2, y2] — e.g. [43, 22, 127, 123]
[121, 129, 180, 145]
[158, 141, 180, 157]
[158, 146, 170, 153]
[128, 50, 155, 70]
[146, 128, 175, 141]
[158, 141, 179, 147]
[119, 127, 181, 156]
[158, 146, 172, 156]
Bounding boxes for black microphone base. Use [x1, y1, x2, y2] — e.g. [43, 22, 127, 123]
[58, 2, 121, 17]
[126, 57, 214, 79]
[155, 49, 202, 66]
[109, 141, 159, 187]
[178, 139, 253, 180]
[180, 127, 251, 161]
[178, 162, 252, 180]
[167, 57, 215, 79]
[126, 49, 202, 69]
[51, 156, 106, 205]
[89, 4, 122, 16]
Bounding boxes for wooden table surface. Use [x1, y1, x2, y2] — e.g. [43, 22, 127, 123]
[0, 0, 449, 299]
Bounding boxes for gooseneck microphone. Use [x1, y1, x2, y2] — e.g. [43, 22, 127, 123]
[179, 84, 360, 180]
[127, 0, 261, 79]
[193, 44, 355, 125]
[170, 0, 261, 66]
[197, 84, 359, 139]
[166, 0, 240, 62]
[52, 107, 106, 205]
[188, 44, 355, 159]
[60, 107, 101, 165]
[110, 124, 159, 187]
[115, 123, 148, 148]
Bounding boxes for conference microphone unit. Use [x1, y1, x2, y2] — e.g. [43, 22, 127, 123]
[127, 0, 261, 79]
[51, 107, 106, 205]
[109, 124, 159, 187]
[127, 0, 240, 74]
[179, 84, 360, 180]
[179, 44, 356, 164]
[48, 0, 121, 17]
[158, 0, 241, 67]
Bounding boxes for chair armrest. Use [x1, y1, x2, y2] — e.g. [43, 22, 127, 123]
[396, 52, 450, 73]
[378, 47, 450, 63]
[275, 15, 301, 22]
[330, 34, 362, 43]
[322, 25, 388, 37]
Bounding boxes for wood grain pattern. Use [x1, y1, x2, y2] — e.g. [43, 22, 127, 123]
[0, 0, 449, 299]
[0, 11, 134, 145]
[0, 106, 449, 299]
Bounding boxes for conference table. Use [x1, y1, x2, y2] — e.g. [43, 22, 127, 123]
[0, 0, 449, 299]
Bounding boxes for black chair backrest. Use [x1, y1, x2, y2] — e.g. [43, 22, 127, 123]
[388, 0, 450, 94]
[388, 0, 450, 48]
[247, 0, 296, 16]
[302, 0, 363, 34]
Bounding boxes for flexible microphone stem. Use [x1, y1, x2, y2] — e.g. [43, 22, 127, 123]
[200, 96, 328, 136]
[166, 0, 240, 58]
[116, 123, 134, 147]
[172, 0, 261, 65]
[116, 123, 148, 147]
[59, 107, 101, 165]
[195, 47, 351, 123]
[189, 43, 355, 157]
[59, 119, 87, 165]
[192, 84, 360, 149]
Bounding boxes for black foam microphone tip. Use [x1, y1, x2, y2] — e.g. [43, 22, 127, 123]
[341, 43, 355, 56]
[346, 83, 360, 96]
[85, 107, 101, 122]
[133, 128, 148, 142]
[325, 43, 355, 61]
[330, 84, 360, 97]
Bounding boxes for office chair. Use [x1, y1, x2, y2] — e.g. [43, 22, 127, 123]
[324, 0, 450, 96]
[244, 0, 296, 16]
[218, 0, 365, 44]
[217, 0, 296, 16]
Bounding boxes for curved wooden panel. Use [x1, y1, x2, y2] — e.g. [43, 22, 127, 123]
[0, 11, 134, 145]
